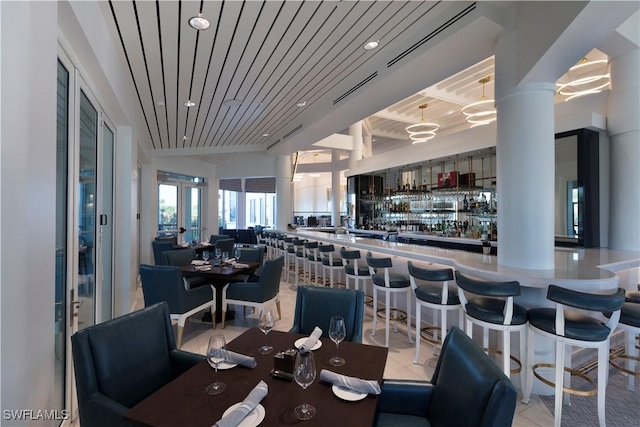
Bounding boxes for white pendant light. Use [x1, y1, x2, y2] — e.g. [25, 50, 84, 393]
[405, 104, 439, 144]
[557, 57, 609, 101]
[461, 76, 496, 128]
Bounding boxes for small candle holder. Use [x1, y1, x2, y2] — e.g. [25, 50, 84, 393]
[271, 347, 298, 380]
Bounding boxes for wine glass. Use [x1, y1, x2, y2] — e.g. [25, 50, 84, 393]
[205, 334, 227, 395]
[294, 351, 317, 420]
[202, 251, 210, 263]
[328, 316, 346, 366]
[222, 251, 229, 264]
[214, 247, 222, 266]
[258, 309, 274, 354]
[234, 246, 242, 260]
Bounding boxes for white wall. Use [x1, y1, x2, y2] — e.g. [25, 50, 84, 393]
[1, 1, 59, 421]
[2, 0, 152, 420]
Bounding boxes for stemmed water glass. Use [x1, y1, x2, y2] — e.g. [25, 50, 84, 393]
[202, 251, 210, 263]
[258, 309, 274, 354]
[234, 246, 242, 260]
[205, 334, 227, 395]
[294, 351, 317, 420]
[222, 251, 230, 264]
[214, 247, 222, 266]
[328, 316, 346, 366]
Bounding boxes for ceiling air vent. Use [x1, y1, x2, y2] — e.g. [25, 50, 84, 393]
[283, 124, 303, 140]
[333, 72, 378, 105]
[387, 3, 477, 69]
[267, 139, 281, 150]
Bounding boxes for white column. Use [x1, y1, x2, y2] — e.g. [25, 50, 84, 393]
[209, 175, 219, 235]
[363, 132, 373, 158]
[608, 47, 640, 251]
[276, 154, 292, 230]
[495, 32, 556, 270]
[236, 178, 246, 229]
[349, 121, 363, 171]
[331, 150, 342, 227]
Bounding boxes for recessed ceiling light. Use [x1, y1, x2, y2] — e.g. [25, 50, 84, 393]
[296, 101, 307, 108]
[222, 99, 242, 108]
[188, 13, 210, 30]
[363, 40, 379, 50]
[158, 101, 165, 107]
[184, 100, 196, 107]
[262, 133, 270, 137]
[182, 136, 189, 141]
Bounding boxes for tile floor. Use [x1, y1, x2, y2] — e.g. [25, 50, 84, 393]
[134, 275, 557, 427]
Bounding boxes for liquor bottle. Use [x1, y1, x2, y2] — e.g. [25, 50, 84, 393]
[463, 195, 468, 211]
[412, 180, 417, 191]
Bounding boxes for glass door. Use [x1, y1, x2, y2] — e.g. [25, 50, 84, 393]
[97, 122, 114, 322]
[183, 185, 203, 243]
[158, 181, 204, 244]
[54, 57, 70, 427]
[77, 89, 98, 330]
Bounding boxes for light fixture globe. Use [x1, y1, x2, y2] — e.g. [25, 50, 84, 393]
[462, 77, 496, 128]
[405, 104, 439, 143]
[189, 13, 210, 30]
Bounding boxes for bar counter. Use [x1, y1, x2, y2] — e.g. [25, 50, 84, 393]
[276, 229, 640, 292]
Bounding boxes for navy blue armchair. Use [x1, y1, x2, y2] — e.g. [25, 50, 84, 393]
[375, 326, 517, 427]
[139, 264, 216, 347]
[151, 240, 174, 265]
[289, 285, 364, 343]
[221, 256, 284, 328]
[71, 302, 204, 427]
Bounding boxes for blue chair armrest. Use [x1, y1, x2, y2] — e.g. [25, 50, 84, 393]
[376, 379, 433, 417]
[170, 349, 205, 376]
[85, 392, 132, 427]
[182, 285, 214, 312]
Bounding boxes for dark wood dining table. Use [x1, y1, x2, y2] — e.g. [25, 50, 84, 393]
[180, 261, 261, 323]
[124, 328, 389, 426]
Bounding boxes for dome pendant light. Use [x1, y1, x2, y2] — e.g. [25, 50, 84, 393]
[461, 76, 496, 128]
[405, 104, 439, 144]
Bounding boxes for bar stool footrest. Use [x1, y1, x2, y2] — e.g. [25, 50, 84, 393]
[532, 363, 597, 397]
[609, 354, 640, 377]
[376, 308, 407, 322]
[420, 326, 442, 345]
[483, 348, 522, 375]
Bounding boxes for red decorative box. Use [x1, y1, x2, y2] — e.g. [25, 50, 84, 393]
[437, 172, 458, 188]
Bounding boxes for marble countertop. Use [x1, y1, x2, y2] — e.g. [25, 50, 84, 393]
[276, 229, 640, 291]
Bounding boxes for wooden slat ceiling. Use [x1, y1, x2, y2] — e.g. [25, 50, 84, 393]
[105, 1, 608, 165]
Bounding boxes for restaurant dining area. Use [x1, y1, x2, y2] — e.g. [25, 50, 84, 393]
[2, 1, 640, 427]
[67, 230, 640, 426]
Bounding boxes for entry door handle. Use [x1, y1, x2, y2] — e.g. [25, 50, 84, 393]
[69, 289, 84, 327]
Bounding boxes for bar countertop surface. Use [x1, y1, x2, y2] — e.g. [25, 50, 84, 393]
[274, 229, 640, 291]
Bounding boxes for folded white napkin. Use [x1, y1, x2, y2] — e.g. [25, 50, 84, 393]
[319, 369, 381, 395]
[298, 327, 322, 353]
[213, 380, 268, 427]
[234, 263, 249, 269]
[226, 258, 237, 264]
[191, 260, 207, 266]
[225, 350, 257, 369]
[195, 265, 212, 271]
